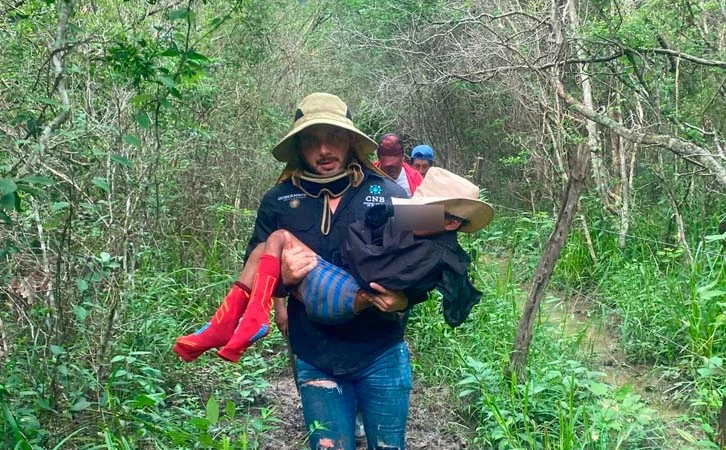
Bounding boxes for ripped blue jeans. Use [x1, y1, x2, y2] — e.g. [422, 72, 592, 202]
[295, 341, 412, 450]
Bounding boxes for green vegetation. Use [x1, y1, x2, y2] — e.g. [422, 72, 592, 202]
[409, 213, 725, 449]
[1, 0, 724, 449]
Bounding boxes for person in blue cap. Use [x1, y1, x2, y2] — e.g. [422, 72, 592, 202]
[411, 144, 435, 178]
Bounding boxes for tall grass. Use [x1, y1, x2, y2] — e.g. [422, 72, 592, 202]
[1, 227, 287, 449]
[406, 211, 724, 449]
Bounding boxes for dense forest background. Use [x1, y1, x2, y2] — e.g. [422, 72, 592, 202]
[1, 0, 724, 449]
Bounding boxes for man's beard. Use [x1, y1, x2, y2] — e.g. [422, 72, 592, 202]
[303, 152, 354, 175]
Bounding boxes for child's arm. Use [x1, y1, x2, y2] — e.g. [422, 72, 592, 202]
[273, 297, 288, 337]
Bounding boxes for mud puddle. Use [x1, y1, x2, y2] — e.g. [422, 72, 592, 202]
[541, 294, 686, 421]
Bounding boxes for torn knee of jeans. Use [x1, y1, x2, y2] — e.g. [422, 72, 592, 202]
[375, 443, 401, 450]
[303, 379, 339, 389]
[315, 437, 338, 450]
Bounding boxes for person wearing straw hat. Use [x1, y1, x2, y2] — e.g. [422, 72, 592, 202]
[174, 93, 414, 450]
[173, 161, 494, 450]
[342, 167, 494, 328]
[173, 166, 494, 356]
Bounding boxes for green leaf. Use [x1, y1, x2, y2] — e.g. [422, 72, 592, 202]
[99, 252, 111, 263]
[122, 133, 141, 147]
[166, 8, 190, 20]
[190, 417, 210, 432]
[17, 176, 54, 186]
[70, 399, 91, 412]
[169, 87, 183, 99]
[705, 232, 726, 241]
[0, 386, 30, 448]
[674, 428, 697, 443]
[50, 345, 65, 356]
[38, 97, 60, 106]
[72, 304, 88, 322]
[51, 202, 70, 211]
[225, 400, 236, 419]
[159, 76, 176, 89]
[111, 155, 132, 167]
[134, 111, 151, 129]
[0, 178, 17, 196]
[458, 389, 474, 397]
[0, 193, 17, 212]
[206, 396, 219, 425]
[586, 381, 609, 396]
[700, 289, 726, 300]
[160, 48, 182, 57]
[16, 185, 43, 197]
[75, 278, 88, 292]
[92, 177, 110, 193]
[50, 427, 86, 450]
[132, 394, 160, 408]
[186, 51, 209, 62]
[697, 280, 726, 300]
[132, 93, 154, 105]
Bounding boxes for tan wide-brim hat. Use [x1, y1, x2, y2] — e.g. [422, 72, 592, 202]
[391, 167, 494, 233]
[271, 93, 378, 164]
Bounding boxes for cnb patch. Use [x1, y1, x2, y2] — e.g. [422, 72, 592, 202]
[369, 184, 382, 196]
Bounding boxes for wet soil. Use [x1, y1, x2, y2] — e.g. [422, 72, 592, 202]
[541, 295, 689, 420]
[256, 366, 474, 450]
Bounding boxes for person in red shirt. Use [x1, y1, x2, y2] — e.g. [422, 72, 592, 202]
[374, 133, 423, 196]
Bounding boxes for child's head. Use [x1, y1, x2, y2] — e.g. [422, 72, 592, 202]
[392, 168, 494, 234]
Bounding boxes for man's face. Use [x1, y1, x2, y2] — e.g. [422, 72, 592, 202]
[299, 125, 352, 175]
[412, 159, 432, 177]
[378, 155, 403, 179]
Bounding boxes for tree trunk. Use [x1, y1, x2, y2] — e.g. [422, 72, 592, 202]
[567, 0, 613, 216]
[579, 210, 598, 265]
[656, 153, 693, 262]
[718, 396, 726, 448]
[509, 143, 591, 377]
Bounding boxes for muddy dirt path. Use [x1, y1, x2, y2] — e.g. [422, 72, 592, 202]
[251, 288, 690, 449]
[542, 295, 687, 421]
[257, 367, 474, 450]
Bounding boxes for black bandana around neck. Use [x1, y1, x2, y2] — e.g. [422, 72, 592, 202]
[291, 163, 364, 235]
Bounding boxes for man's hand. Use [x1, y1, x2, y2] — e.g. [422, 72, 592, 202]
[280, 231, 317, 286]
[273, 297, 288, 337]
[367, 282, 408, 312]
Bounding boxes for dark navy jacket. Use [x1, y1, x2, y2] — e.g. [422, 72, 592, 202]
[342, 210, 481, 328]
[246, 167, 408, 375]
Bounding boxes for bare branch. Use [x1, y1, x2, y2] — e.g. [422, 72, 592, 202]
[633, 47, 726, 68]
[18, 0, 75, 179]
[555, 79, 726, 189]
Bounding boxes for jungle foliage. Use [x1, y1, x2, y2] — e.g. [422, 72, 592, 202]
[1, 0, 724, 449]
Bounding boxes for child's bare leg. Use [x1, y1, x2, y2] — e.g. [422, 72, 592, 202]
[238, 243, 265, 288]
[218, 230, 288, 362]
